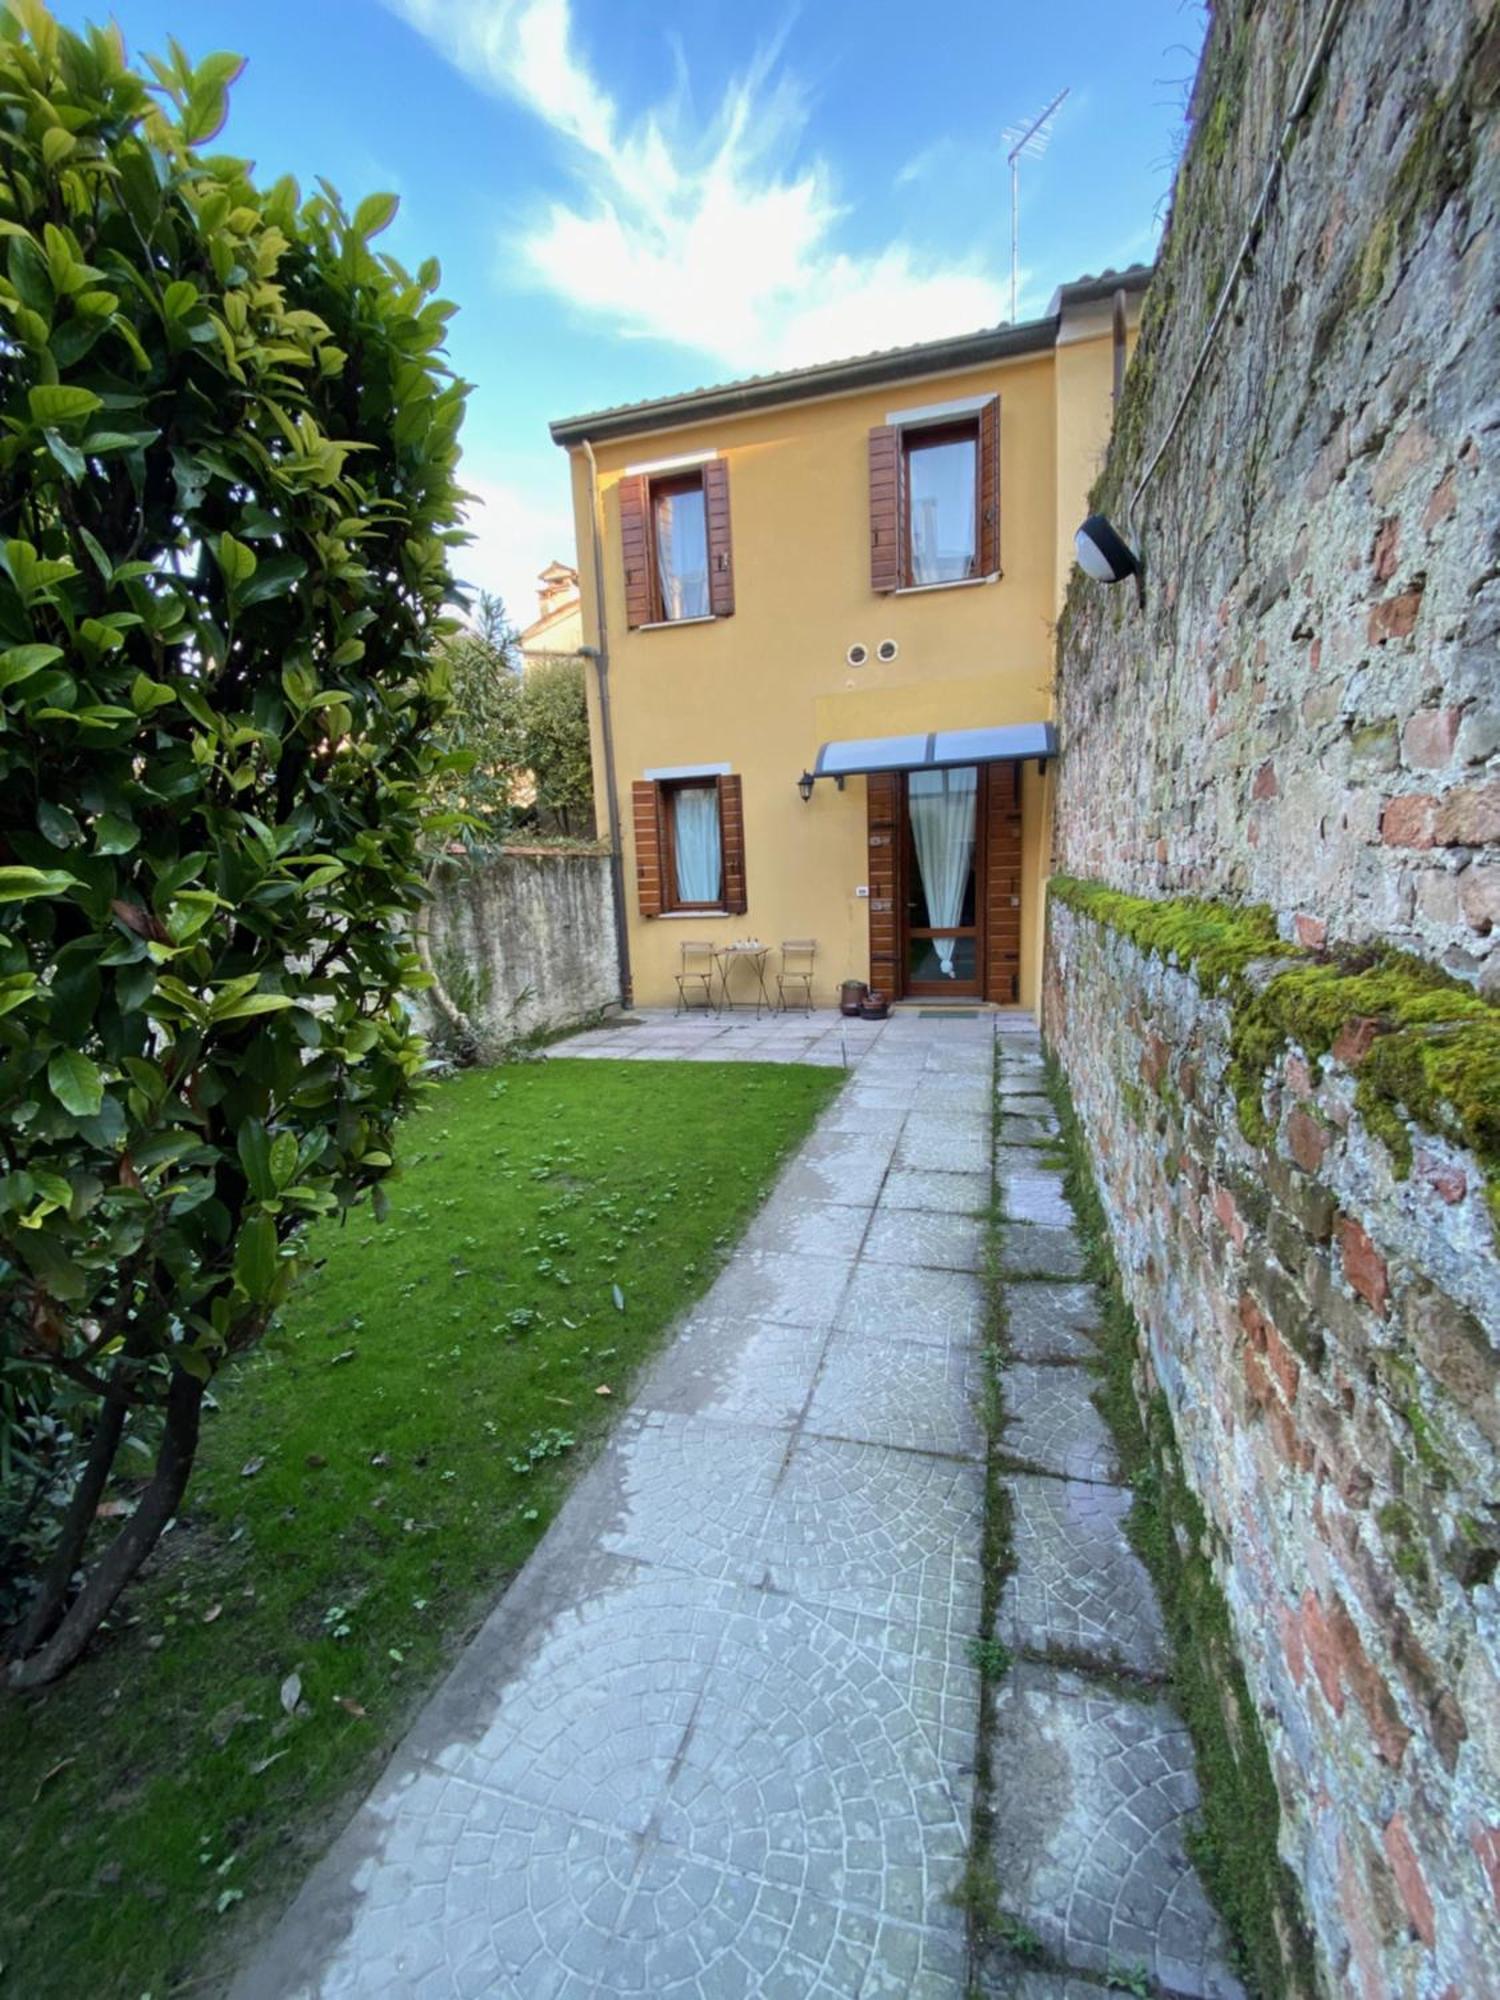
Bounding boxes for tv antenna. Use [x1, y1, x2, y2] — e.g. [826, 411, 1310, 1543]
[1004, 86, 1069, 323]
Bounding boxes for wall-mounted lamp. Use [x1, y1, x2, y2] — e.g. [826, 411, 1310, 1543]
[1075, 513, 1145, 608]
[797, 770, 815, 802]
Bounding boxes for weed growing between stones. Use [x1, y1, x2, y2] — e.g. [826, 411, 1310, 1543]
[1042, 1052, 1319, 2000]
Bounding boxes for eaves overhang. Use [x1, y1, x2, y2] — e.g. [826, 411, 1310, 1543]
[550, 267, 1151, 449]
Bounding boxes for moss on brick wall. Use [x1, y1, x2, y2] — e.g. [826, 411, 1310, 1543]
[1050, 875, 1500, 1223]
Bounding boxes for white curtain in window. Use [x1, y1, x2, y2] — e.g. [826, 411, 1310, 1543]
[909, 766, 978, 974]
[655, 488, 710, 619]
[672, 785, 722, 903]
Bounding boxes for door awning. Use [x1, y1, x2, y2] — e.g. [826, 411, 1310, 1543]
[811, 722, 1057, 780]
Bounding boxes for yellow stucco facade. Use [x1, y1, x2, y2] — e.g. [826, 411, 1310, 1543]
[556, 282, 1142, 1012]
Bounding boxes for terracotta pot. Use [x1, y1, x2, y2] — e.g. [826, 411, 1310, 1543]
[859, 990, 890, 1020]
[839, 979, 868, 1017]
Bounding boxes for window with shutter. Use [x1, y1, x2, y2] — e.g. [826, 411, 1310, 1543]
[869, 425, 902, 593]
[619, 475, 652, 629]
[977, 395, 1001, 579]
[620, 462, 734, 626]
[872, 399, 1000, 590]
[632, 773, 747, 915]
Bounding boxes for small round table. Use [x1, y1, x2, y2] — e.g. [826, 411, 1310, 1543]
[713, 942, 773, 1016]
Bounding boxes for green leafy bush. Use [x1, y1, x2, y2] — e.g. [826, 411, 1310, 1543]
[0, 2, 468, 1682]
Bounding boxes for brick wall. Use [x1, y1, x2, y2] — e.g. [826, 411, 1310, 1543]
[1053, 0, 1498, 986]
[1045, 1, 1500, 1994]
[1044, 906, 1499, 1998]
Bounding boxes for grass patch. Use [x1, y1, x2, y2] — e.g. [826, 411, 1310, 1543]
[1043, 1054, 1316, 1998]
[0, 1056, 838, 1998]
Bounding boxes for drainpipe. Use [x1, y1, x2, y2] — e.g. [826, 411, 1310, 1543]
[1111, 287, 1127, 406]
[580, 437, 633, 1009]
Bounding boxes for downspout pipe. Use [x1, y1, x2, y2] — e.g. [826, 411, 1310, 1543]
[580, 437, 633, 1010]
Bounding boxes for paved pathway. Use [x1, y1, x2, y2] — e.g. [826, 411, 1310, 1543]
[237, 1007, 1246, 1998]
[236, 1006, 1001, 1999]
[978, 1024, 1245, 2000]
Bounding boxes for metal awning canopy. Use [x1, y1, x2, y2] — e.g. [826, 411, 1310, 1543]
[811, 722, 1057, 780]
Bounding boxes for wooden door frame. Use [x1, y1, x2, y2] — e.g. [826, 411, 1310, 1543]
[897, 763, 989, 999]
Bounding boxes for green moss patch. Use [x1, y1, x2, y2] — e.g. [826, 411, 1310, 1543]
[1050, 877, 1500, 1222]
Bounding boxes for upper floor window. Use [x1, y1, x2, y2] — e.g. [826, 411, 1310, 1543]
[620, 459, 735, 628]
[652, 474, 710, 621]
[905, 420, 978, 585]
[869, 397, 1000, 594]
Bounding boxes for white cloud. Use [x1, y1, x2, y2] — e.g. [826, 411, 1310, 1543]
[452, 464, 576, 630]
[383, 0, 1005, 372]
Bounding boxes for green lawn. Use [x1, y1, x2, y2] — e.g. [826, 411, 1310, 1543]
[0, 1055, 840, 1998]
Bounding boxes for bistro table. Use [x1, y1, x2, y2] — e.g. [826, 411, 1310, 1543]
[713, 941, 773, 1016]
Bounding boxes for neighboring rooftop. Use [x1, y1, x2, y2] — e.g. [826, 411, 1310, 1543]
[549, 265, 1152, 448]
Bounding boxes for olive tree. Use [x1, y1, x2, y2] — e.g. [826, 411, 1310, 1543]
[0, 4, 469, 1684]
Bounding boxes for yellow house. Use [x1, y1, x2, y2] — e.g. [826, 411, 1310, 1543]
[549, 267, 1148, 1013]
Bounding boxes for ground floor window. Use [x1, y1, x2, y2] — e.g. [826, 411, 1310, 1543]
[663, 779, 723, 909]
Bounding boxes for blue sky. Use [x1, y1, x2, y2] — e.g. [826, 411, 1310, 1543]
[59, 0, 1207, 622]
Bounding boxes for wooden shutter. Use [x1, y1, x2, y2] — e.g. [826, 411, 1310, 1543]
[977, 396, 1001, 578]
[632, 779, 664, 916]
[869, 426, 903, 593]
[619, 474, 652, 629]
[866, 772, 900, 995]
[704, 460, 734, 618]
[984, 762, 1022, 1002]
[718, 774, 747, 913]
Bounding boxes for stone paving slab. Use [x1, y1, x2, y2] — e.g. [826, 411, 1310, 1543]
[1002, 1222, 1089, 1280]
[976, 1961, 1113, 2000]
[998, 1167, 1073, 1229]
[993, 1113, 1060, 1146]
[880, 1166, 991, 1214]
[590, 1411, 788, 1587]
[862, 1207, 985, 1273]
[985, 1666, 1246, 1999]
[1003, 1364, 1119, 1484]
[806, 1330, 985, 1460]
[836, 1261, 987, 1349]
[698, 1247, 856, 1329]
[758, 1434, 986, 1636]
[741, 1196, 873, 1261]
[637, 1315, 826, 1430]
[773, 1151, 890, 1209]
[1005, 1281, 1102, 1362]
[898, 1115, 992, 1175]
[656, 1587, 978, 1919]
[996, 1475, 1169, 1676]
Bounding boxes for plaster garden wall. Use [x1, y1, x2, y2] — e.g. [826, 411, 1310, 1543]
[1044, 1, 1499, 1995]
[418, 847, 618, 1054]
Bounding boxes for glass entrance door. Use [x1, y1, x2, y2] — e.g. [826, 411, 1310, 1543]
[903, 765, 983, 995]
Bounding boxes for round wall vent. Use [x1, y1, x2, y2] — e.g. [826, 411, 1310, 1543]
[876, 639, 899, 663]
[845, 642, 869, 667]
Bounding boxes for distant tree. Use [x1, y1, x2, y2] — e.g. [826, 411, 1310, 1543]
[523, 656, 594, 837]
[434, 593, 525, 841]
[0, 6, 468, 1684]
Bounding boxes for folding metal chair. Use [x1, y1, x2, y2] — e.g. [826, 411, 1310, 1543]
[776, 939, 817, 1013]
[674, 939, 718, 1014]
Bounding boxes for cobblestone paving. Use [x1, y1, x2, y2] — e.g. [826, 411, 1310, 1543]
[980, 1028, 1245, 2000]
[234, 1006, 997, 2000]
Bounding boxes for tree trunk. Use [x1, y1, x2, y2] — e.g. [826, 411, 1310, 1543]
[13, 1385, 128, 1655]
[7, 1367, 204, 1690]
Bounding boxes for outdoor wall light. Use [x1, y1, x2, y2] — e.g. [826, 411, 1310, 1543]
[1075, 513, 1145, 607]
[797, 770, 815, 802]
